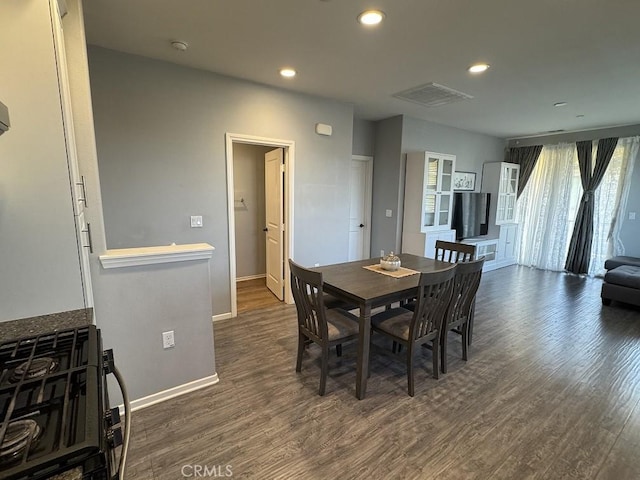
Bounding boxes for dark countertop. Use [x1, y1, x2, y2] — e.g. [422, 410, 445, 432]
[0, 308, 93, 341]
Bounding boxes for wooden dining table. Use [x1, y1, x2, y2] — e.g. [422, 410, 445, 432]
[312, 253, 452, 399]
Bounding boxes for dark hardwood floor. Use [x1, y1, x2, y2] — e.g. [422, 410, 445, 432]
[124, 266, 640, 479]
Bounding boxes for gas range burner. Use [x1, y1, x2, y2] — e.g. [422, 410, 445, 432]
[0, 419, 41, 465]
[10, 357, 59, 382]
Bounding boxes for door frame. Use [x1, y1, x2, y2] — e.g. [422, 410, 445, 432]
[225, 133, 295, 318]
[350, 155, 374, 260]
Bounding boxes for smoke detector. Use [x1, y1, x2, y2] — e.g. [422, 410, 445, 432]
[171, 41, 189, 51]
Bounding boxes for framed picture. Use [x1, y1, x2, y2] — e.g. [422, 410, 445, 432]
[453, 171, 476, 191]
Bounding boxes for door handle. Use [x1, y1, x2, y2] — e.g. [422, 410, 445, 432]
[359, 224, 365, 228]
[263, 227, 268, 232]
[82, 222, 93, 254]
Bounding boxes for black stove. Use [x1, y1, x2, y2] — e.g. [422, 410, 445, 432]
[0, 326, 122, 479]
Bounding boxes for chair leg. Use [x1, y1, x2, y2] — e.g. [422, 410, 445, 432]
[468, 302, 476, 345]
[462, 322, 469, 361]
[406, 346, 415, 397]
[440, 329, 448, 374]
[432, 339, 440, 380]
[336, 344, 342, 357]
[296, 332, 305, 372]
[319, 345, 329, 396]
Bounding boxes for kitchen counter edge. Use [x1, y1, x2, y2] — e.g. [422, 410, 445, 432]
[0, 308, 93, 341]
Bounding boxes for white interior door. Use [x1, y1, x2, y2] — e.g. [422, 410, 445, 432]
[265, 148, 284, 300]
[348, 156, 373, 261]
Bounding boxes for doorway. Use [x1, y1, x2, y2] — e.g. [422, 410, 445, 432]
[226, 133, 295, 318]
[348, 155, 373, 261]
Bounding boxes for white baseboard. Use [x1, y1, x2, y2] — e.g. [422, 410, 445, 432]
[212, 312, 233, 322]
[236, 274, 266, 282]
[120, 373, 220, 414]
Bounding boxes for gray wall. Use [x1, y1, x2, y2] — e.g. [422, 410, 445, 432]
[371, 116, 404, 257]
[233, 143, 270, 278]
[100, 259, 215, 403]
[352, 118, 376, 156]
[402, 116, 506, 184]
[0, 1, 218, 405]
[88, 47, 354, 314]
[370, 115, 505, 257]
[0, 0, 85, 322]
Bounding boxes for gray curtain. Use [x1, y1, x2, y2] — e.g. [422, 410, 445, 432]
[507, 145, 543, 197]
[564, 137, 618, 274]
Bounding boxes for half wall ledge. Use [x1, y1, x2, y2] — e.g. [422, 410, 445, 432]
[99, 243, 215, 269]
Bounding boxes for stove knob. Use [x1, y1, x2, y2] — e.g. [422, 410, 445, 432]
[107, 427, 123, 448]
[105, 407, 121, 426]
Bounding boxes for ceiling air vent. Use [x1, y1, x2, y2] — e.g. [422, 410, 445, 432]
[393, 82, 473, 108]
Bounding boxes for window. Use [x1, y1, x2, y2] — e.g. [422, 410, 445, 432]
[517, 137, 638, 276]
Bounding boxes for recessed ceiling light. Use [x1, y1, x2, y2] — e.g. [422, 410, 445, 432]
[468, 63, 490, 74]
[554, 102, 568, 107]
[279, 68, 297, 78]
[171, 40, 188, 51]
[358, 10, 385, 26]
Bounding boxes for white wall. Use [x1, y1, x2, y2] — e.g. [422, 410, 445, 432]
[233, 143, 270, 278]
[0, 0, 85, 321]
[87, 47, 355, 315]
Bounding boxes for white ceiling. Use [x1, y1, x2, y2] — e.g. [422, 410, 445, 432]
[82, 0, 640, 139]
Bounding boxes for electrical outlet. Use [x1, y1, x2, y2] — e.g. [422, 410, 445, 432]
[162, 331, 175, 349]
[314, 263, 320, 267]
[629, 212, 637, 220]
[190, 215, 203, 228]
[380, 250, 385, 257]
[385, 209, 393, 218]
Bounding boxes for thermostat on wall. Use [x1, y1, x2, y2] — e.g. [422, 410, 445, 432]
[315, 123, 332, 136]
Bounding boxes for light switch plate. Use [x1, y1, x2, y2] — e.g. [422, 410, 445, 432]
[190, 215, 203, 227]
[630, 212, 637, 220]
[385, 209, 393, 218]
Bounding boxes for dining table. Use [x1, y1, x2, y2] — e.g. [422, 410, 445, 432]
[312, 253, 452, 399]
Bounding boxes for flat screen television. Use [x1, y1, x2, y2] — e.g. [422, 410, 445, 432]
[451, 192, 490, 240]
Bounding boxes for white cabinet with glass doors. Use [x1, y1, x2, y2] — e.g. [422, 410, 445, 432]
[402, 152, 456, 258]
[482, 162, 520, 225]
[480, 162, 520, 270]
[407, 152, 456, 232]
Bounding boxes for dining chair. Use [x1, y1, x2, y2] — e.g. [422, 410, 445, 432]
[289, 259, 359, 396]
[434, 240, 476, 263]
[440, 257, 485, 373]
[370, 264, 457, 396]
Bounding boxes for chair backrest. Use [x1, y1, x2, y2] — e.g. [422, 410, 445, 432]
[410, 264, 457, 342]
[434, 240, 476, 263]
[289, 259, 329, 343]
[446, 257, 485, 327]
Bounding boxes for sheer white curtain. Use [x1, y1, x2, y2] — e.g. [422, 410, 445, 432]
[517, 137, 639, 275]
[592, 136, 639, 275]
[516, 143, 580, 271]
